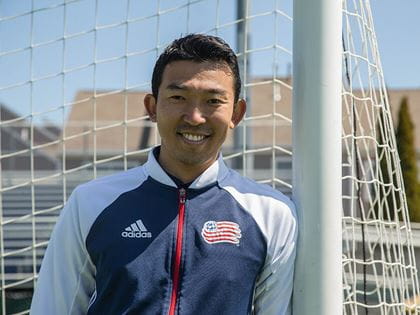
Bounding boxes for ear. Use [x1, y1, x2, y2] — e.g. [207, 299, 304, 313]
[144, 94, 157, 122]
[229, 98, 246, 129]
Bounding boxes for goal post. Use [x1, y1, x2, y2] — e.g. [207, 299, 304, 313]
[292, 0, 342, 314]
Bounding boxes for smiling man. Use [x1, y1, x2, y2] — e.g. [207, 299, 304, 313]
[144, 59, 243, 183]
[30, 34, 297, 315]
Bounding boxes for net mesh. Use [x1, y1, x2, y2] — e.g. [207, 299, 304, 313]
[342, 1, 420, 313]
[0, 0, 418, 314]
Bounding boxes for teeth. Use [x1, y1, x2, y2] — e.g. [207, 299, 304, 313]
[182, 133, 205, 142]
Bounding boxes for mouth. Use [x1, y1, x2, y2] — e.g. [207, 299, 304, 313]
[178, 132, 210, 144]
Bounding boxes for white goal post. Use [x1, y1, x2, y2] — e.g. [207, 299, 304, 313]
[292, 0, 342, 313]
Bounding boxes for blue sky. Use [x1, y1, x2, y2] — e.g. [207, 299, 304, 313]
[371, 0, 420, 89]
[0, 0, 419, 124]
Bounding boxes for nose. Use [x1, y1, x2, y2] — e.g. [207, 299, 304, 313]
[183, 105, 206, 126]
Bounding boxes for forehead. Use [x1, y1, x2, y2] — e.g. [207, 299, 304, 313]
[160, 60, 235, 93]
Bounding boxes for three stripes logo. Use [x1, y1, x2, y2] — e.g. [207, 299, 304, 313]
[201, 221, 241, 245]
[121, 219, 152, 239]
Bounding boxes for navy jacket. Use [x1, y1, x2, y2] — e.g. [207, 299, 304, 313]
[31, 148, 297, 315]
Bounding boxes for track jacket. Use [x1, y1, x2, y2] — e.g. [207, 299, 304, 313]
[30, 147, 297, 315]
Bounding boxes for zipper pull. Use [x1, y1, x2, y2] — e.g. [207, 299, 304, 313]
[179, 188, 186, 204]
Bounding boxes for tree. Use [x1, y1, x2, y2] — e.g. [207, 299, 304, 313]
[396, 97, 420, 222]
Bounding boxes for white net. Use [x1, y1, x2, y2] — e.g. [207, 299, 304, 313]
[342, 1, 420, 314]
[0, 0, 417, 314]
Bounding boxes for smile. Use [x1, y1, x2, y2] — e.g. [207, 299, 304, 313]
[179, 133, 208, 143]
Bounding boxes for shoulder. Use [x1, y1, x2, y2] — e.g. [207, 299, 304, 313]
[219, 169, 297, 257]
[64, 165, 148, 240]
[74, 165, 147, 198]
[220, 168, 296, 219]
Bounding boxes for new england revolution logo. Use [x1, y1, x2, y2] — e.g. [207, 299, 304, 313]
[201, 221, 241, 245]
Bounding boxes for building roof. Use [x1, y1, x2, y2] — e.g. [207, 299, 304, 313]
[62, 80, 294, 156]
[0, 104, 60, 170]
[63, 90, 152, 156]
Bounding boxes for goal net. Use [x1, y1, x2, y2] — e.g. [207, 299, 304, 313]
[0, 0, 417, 314]
[342, 1, 420, 314]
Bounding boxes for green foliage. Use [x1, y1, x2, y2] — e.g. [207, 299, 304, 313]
[396, 97, 420, 222]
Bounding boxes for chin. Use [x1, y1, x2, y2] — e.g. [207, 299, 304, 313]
[176, 152, 214, 166]
[179, 156, 207, 166]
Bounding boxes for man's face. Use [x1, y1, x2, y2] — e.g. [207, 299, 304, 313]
[145, 60, 245, 176]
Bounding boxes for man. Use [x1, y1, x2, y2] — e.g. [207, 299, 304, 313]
[30, 34, 297, 314]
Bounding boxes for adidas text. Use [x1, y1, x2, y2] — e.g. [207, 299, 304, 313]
[121, 231, 152, 238]
[122, 219, 152, 238]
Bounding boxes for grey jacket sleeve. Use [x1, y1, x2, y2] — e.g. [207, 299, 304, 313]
[253, 203, 297, 315]
[30, 189, 96, 315]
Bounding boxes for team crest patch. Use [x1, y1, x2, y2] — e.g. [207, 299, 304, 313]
[201, 221, 242, 245]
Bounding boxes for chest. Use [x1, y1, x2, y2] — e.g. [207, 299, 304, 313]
[85, 185, 267, 313]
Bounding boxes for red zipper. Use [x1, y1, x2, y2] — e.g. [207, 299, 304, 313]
[168, 188, 186, 315]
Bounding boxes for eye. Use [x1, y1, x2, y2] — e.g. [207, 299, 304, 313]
[170, 95, 185, 101]
[207, 98, 223, 105]
[168, 95, 186, 103]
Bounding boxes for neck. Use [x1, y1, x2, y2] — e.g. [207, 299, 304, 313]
[158, 148, 217, 184]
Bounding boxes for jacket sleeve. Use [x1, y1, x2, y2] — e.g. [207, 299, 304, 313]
[253, 201, 298, 315]
[30, 188, 96, 315]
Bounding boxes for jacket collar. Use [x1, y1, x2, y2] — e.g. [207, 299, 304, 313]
[144, 146, 229, 189]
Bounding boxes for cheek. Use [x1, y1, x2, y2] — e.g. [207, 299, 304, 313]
[213, 110, 234, 128]
[156, 106, 177, 123]
[211, 118, 233, 137]
[155, 112, 173, 135]
[158, 104, 184, 121]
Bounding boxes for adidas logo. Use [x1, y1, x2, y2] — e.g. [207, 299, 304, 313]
[121, 219, 152, 239]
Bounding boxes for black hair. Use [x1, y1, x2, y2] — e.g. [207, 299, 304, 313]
[151, 34, 241, 102]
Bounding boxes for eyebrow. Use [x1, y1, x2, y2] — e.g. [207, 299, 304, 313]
[166, 83, 186, 90]
[165, 83, 228, 96]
